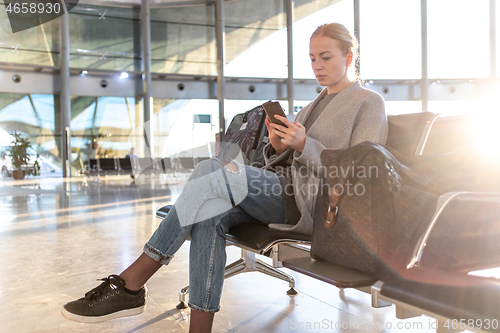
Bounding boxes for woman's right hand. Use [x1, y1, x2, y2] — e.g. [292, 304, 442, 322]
[265, 116, 289, 155]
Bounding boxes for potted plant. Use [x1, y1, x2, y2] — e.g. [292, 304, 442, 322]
[7, 131, 31, 180]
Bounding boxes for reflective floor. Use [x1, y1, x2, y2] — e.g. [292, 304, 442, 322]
[0, 175, 438, 333]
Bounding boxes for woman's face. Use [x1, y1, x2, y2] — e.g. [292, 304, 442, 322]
[309, 35, 353, 94]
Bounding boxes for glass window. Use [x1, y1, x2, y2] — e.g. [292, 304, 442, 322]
[385, 101, 422, 116]
[0, 9, 59, 66]
[152, 99, 219, 158]
[0, 93, 55, 139]
[360, 0, 421, 79]
[428, 99, 496, 117]
[226, 0, 355, 79]
[225, 0, 286, 78]
[151, 5, 217, 75]
[0, 93, 61, 177]
[428, 0, 490, 79]
[0, 95, 39, 128]
[69, 5, 140, 71]
[70, 96, 143, 160]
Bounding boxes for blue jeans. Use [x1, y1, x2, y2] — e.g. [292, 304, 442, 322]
[143, 158, 286, 312]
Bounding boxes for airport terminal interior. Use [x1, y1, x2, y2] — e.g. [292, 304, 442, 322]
[2, 0, 500, 332]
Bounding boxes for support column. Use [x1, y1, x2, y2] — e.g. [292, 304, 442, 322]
[490, 0, 497, 86]
[132, 15, 144, 158]
[216, 0, 226, 141]
[286, 0, 294, 115]
[421, 0, 429, 112]
[142, 0, 153, 158]
[59, 3, 71, 177]
[354, 0, 360, 76]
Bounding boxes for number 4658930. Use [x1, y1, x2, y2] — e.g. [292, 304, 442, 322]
[444, 318, 498, 330]
[6, 2, 61, 14]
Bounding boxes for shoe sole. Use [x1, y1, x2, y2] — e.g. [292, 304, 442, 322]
[61, 303, 147, 323]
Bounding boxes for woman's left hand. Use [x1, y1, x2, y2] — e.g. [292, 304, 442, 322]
[269, 114, 307, 153]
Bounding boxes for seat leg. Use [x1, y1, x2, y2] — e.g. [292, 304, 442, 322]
[176, 285, 189, 309]
[254, 257, 298, 296]
[176, 248, 299, 307]
[395, 305, 422, 319]
[225, 258, 244, 271]
[370, 282, 392, 308]
[224, 258, 246, 279]
[228, 249, 298, 296]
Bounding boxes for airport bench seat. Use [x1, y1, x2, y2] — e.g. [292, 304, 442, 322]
[87, 158, 132, 179]
[86, 157, 203, 180]
[117, 158, 134, 173]
[98, 158, 117, 172]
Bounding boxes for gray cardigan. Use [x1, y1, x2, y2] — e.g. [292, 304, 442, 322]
[262, 81, 388, 235]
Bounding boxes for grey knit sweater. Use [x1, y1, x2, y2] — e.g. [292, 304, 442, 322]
[262, 81, 388, 235]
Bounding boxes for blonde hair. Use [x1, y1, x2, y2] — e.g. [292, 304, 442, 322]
[311, 23, 360, 81]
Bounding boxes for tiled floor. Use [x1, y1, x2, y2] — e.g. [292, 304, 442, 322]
[0, 175, 438, 333]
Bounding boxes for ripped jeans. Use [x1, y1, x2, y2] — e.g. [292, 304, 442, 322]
[143, 157, 286, 312]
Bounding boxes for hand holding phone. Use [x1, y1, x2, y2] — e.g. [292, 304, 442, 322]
[263, 101, 288, 128]
[263, 101, 307, 154]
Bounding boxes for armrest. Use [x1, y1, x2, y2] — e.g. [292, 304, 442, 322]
[375, 267, 500, 331]
[407, 191, 500, 269]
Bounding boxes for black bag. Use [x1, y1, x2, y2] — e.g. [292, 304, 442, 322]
[311, 141, 438, 277]
[217, 104, 269, 167]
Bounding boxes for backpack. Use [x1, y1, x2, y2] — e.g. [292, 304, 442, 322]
[217, 104, 269, 167]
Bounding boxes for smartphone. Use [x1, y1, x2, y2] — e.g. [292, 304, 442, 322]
[263, 101, 288, 128]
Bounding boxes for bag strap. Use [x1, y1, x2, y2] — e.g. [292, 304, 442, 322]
[386, 161, 410, 256]
[221, 166, 236, 207]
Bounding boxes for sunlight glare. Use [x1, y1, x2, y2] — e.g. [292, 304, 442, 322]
[469, 266, 500, 279]
[472, 93, 500, 161]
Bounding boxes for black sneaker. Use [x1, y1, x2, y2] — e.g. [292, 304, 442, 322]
[61, 275, 147, 323]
